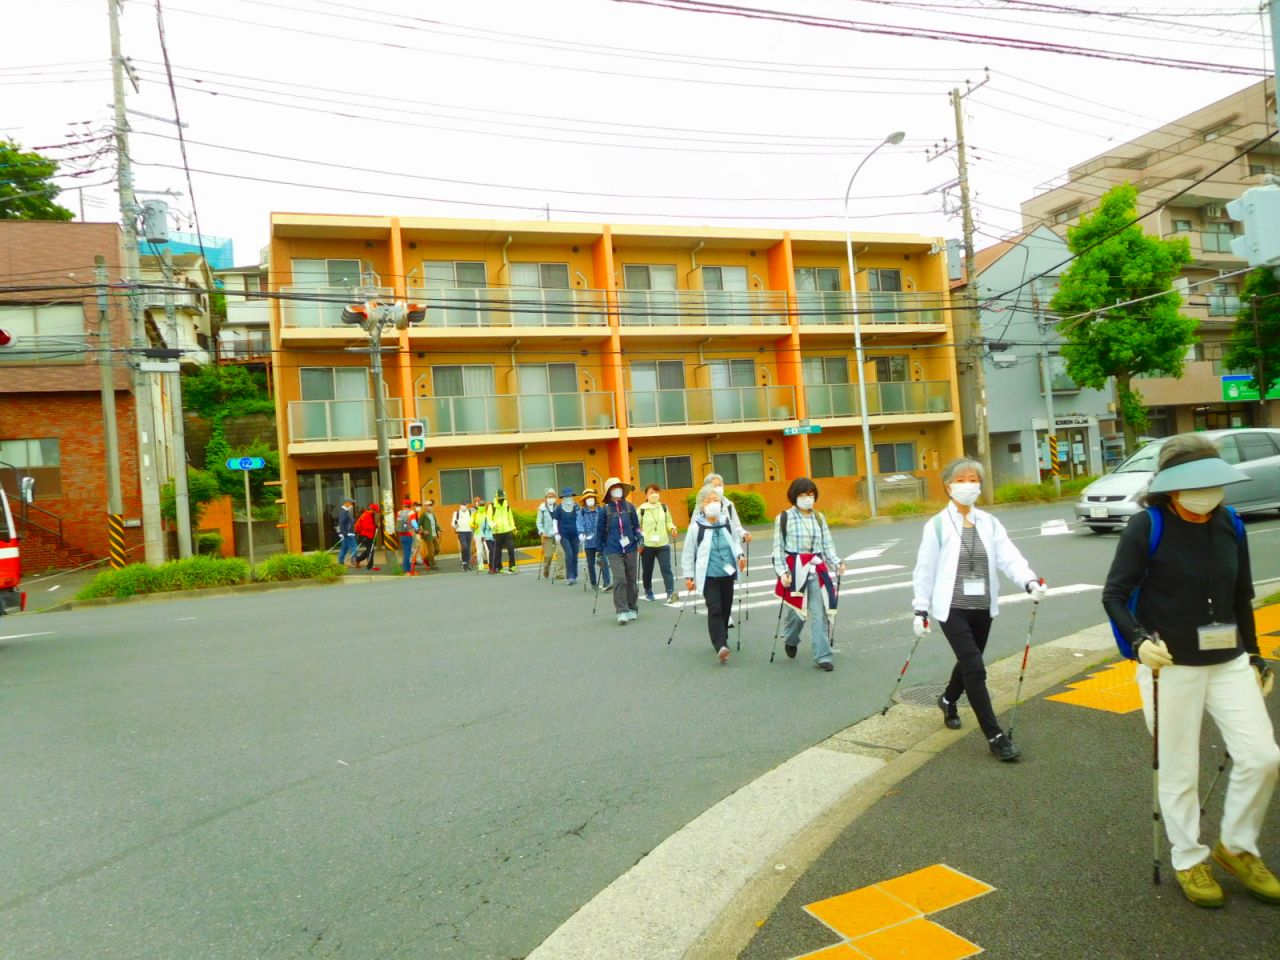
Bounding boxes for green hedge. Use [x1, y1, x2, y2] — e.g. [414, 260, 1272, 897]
[994, 475, 1097, 504]
[512, 509, 540, 547]
[254, 551, 344, 583]
[683, 490, 767, 525]
[75, 552, 344, 600]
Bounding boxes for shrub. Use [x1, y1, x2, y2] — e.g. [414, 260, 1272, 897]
[682, 490, 767, 525]
[885, 499, 939, 516]
[512, 509, 539, 547]
[254, 551, 344, 583]
[824, 502, 870, 528]
[75, 556, 249, 600]
[160, 468, 223, 529]
[994, 476, 1098, 504]
[195, 531, 223, 555]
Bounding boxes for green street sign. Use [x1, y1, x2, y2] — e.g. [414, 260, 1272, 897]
[783, 424, 823, 436]
[1221, 375, 1280, 402]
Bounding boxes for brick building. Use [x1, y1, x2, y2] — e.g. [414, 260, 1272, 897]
[0, 221, 145, 569]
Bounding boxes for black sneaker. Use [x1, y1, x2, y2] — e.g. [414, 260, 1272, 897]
[785, 644, 798, 660]
[937, 695, 961, 730]
[988, 732, 1021, 762]
[817, 661, 834, 672]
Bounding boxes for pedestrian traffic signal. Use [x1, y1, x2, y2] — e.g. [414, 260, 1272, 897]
[406, 302, 426, 324]
[407, 419, 427, 453]
[341, 303, 370, 326]
[1227, 185, 1280, 267]
[0, 328, 15, 348]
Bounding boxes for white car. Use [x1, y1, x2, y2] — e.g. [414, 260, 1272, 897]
[1075, 428, 1280, 533]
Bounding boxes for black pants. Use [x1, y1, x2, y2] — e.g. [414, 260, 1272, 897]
[940, 607, 999, 739]
[641, 544, 674, 595]
[492, 531, 516, 571]
[456, 531, 473, 569]
[703, 575, 736, 652]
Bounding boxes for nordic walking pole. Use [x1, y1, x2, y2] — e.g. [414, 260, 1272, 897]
[768, 596, 786, 663]
[1153, 668, 1162, 886]
[826, 572, 843, 652]
[1006, 582, 1043, 743]
[743, 540, 751, 623]
[1201, 751, 1231, 816]
[736, 560, 746, 652]
[880, 631, 924, 715]
[592, 555, 605, 615]
[668, 590, 689, 645]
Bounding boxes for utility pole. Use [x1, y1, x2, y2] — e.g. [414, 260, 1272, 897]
[951, 82, 995, 500]
[1253, 298, 1271, 428]
[1038, 345, 1061, 497]
[95, 256, 127, 570]
[368, 315, 395, 547]
[161, 248, 193, 557]
[109, 0, 165, 563]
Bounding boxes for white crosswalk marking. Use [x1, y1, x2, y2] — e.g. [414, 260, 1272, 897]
[1040, 519, 1072, 536]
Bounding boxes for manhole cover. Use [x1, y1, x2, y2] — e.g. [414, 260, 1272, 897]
[897, 684, 969, 708]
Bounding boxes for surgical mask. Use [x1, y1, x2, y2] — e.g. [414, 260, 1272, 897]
[949, 482, 981, 507]
[704, 501, 722, 518]
[1175, 487, 1224, 515]
[546, 497, 557, 507]
[611, 488, 623, 499]
[563, 497, 575, 508]
[796, 495, 815, 511]
[585, 498, 596, 508]
[647, 492, 660, 503]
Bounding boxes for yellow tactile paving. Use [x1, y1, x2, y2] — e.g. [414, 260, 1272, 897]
[792, 943, 868, 960]
[874, 864, 994, 914]
[804, 885, 921, 941]
[852, 918, 983, 960]
[1047, 659, 1142, 714]
[1255, 603, 1280, 661]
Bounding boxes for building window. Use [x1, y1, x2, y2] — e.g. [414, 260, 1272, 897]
[802, 356, 849, 385]
[874, 442, 916, 473]
[811, 445, 856, 479]
[702, 266, 747, 291]
[867, 269, 903, 292]
[423, 260, 487, 288]
[299, 366, 370, 401]
[622, 264, 677, 290]
[1052, 204, 1081, 225]
[0, 305, 87, 363]
[431, 365, 495, 396]
[630, 360, 685, 390]
[290, 258, 362, 287]
[526, 461, 586, 498]
[712, 451, 764, 484]
[1042, 355, 1079, 393]
[1208, 282, 1241, 318]
[0, 438, 60, 499]
[440, 466, 501, 506]
[510, 262, 569, 289]
[639, 456, 693, 490]
[1201, 121, 1237, 142]
[1172, 219, 1192, 233]
[873, 355, 909, 382]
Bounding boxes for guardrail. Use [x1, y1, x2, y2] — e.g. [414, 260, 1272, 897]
[416, 392, 616, 436]
[803, 380, 952, 417]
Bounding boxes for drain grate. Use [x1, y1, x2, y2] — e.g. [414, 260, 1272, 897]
[897, 684, 969, 708]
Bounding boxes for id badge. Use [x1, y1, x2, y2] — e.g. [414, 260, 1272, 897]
[620, 536, 631, 548]
[962, 578, 985, 597]
[723, 563, 737, 576]
[1197, 623, 1237, 651]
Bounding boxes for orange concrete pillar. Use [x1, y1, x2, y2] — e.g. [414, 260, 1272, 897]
[769, 235, 809, 479]
[593, 227, 630, 483]
[270, 234, 303, 553]
[389, 218, 420, 500]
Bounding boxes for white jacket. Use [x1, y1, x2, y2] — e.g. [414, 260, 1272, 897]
[681, 518, 744, 594]
[911, 502, 1036, 623]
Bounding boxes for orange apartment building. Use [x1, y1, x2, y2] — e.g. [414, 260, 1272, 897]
[267, 215, 964, 554]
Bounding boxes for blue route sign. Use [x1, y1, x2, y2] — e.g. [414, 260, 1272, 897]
[226, 457, 266, 471]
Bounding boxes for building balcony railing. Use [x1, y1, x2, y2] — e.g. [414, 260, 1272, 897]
[626, 385, 796, 428]
[279, 285, 394, 328]
[218, 330, 272, 360]
[406, 287, 608, 328]
[803, 380, 952, 418]
[616, 290, 789, 327]
[795, 291, 945, 325]
[417, 392, 616, 437]
[288, 397, 404, 443]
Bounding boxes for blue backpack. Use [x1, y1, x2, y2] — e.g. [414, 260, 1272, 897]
[1109, 505, 1245, 659]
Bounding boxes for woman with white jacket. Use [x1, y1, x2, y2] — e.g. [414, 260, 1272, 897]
[682, 487, 747, 665]
[911, 457, 1048, 761]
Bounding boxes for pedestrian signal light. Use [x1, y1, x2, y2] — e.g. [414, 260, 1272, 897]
[341, 303, 370, 326]
[1227, 185, 1280, 268]
[0, 328, 15, 348]
[406, 302, 426, 324]
[407, 419, 427, 453]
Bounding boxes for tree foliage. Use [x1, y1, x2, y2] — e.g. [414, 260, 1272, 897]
[1224, 268, 1280, 399]
[181, 364, 270, 419]
[1049, 184, 1197, 452]
[160, 468, 223, 530]
[0, 140, 75, 221]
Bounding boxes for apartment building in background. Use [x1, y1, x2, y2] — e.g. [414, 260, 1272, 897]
[215, 254, 272, 364]
[267, 215, 964, 554]
[1021, 78, 1280, 435]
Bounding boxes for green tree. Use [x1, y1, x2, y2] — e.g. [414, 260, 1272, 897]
[160, 468, 223, 530]
[1224, 268, 1280, 421]
[181, 364, 269, 418]
[1049, 184, 1197, 453]
[0, 140, 75, 221]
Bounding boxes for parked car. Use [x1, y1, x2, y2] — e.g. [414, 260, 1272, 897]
[1074, 428, 1280, 532]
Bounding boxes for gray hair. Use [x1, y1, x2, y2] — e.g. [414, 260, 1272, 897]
[703, 472, 724, 487]
[1156, 432, 1220, 472]
[941, 457, 985, 485]
[696, 485, 723, 509]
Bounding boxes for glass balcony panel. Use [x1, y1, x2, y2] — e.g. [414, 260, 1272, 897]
[418, 393, 614, 436]
[625, 386, 794, 426]
[288, 398, 403, 442]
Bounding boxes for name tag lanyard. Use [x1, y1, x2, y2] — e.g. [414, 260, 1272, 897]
[949, 513, 985, 595]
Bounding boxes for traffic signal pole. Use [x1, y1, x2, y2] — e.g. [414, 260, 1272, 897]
[367, 311, 397, 552]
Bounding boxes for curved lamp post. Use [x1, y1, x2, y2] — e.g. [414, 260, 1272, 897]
[843, 130, 906, 518]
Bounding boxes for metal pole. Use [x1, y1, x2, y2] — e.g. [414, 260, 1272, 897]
[109, 0, 165, 564]
[162, 248, 192, 558]
[1253, 298, 1271, 428]
[1272, 1, 1280, 132]
[244, 467, 256, 573]
[953, 88, 994, 501]
[368, 313, 395, 552]
[1039, 345, 1061, 496]
[95, 256, 127, 569]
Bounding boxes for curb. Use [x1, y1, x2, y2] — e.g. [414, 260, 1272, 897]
[41, 574, 344, 613]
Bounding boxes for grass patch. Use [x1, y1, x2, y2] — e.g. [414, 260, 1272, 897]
[995, 475, 1096, 504]
[884, 499, 941, 517]
[1260, 590, 1280, 607]
[76, 552, 344, 600]
[253, 551, 344, 583]
[824, 503, 870, 527]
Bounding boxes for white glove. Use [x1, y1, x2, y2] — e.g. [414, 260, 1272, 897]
[554, 534, 561, 543]
[913, 613, 930, 638]
[1026, 579, 1047, 603]
[1136, 636, 1173, 671]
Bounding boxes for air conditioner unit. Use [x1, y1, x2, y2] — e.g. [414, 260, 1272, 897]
[1202, 203, 1225, 219]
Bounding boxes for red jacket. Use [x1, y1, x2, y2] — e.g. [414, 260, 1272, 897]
[354, 509, 378, 538]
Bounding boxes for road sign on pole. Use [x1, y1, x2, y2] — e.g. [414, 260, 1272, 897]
[224, 458, 265, 573]
[783, 424, 823, 436]
[225, 457, 266, 471]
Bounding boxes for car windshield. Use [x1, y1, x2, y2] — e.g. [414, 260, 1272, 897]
[1113, 443, 1163, 474]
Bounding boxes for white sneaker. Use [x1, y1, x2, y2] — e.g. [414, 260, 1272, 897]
[626, 610, 638, 622]
[617, 613, 628, 626]
[727, 616, 736, 628]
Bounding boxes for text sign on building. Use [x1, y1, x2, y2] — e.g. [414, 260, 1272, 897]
[784, 424, 823, 436]
[1221, 375, 1280, 402]
[225, 457, 266, 471]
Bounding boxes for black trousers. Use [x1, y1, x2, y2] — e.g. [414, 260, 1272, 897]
[703, 575, 736, 652]
[641, 544, 674, 595]
[940, 607, 999, 739]
[492, 531, 516, 570]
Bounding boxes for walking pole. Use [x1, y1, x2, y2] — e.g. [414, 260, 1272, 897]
[591, 555, 606, 616]
[735, 561, 746, 652]
[1006, 585, 1043, 743]
[742, 540, 751, 623]
[1152, 668, 1162, 886]
[668, 590, 688, 645]
[768, 596, 786, 663]
[1201, 751, 1231, 816]
[880, 631, 924, 715]
[826, 572, 843, 652]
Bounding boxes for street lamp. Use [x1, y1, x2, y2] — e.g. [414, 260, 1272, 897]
[843, 130, 906, 518]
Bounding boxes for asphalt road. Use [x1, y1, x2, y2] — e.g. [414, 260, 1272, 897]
[2, 503, 1278, 959]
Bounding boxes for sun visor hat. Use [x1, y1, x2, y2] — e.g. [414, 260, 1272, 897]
[1147, 456, 1249, 494]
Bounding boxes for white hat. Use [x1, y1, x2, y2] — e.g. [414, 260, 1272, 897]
[603, 476, 634, 497]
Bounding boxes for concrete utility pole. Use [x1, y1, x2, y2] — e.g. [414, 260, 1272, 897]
[367, 313, 395, 545]
[161, 248, 193, 558]
[109, 0, 165, 563]
[1038, 345, 1061, 497]
[950, 83, 995, 500]
[1252, 298, 1271, 428]
[95, 256, 127, 569]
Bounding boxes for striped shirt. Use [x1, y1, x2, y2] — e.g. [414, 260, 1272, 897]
[951, 524, 991, 609]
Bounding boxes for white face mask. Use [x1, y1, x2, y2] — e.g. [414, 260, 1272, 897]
[611, 488, 623, 499]
[585, 498, 596, 508]
[704, 501, 722, 518]
[546, 497, 557, 507]
[949, 482, 981, 507]
[1175, 486, 1224, 515]
[647, 492, 660, 503]
[796, 495, 815, 511]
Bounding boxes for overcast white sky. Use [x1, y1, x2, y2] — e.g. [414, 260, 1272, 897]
[5, 0, 1274, 267]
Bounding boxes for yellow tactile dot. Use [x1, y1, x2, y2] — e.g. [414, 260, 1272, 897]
[874, 864, 994, 914]
[804, 885, 920, 941]
[1047, 659, 1142, 714]
[852, 918, 983, 960]
[791, 942, 868, 960]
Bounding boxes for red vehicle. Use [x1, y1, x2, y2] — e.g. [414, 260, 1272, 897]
[0, 486, 26, 616]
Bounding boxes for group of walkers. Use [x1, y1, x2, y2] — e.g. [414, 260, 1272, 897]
[335, 499, 442, 575]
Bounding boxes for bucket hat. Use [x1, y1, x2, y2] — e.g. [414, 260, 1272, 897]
[603, 476, 634, 497]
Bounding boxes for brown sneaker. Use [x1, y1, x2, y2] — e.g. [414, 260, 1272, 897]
[1175, 862, 1226, 908]
[1213, 842, 1280, 904]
